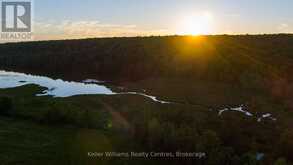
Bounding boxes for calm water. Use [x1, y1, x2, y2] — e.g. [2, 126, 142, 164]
[0, 70, 169, 103]
[0, 70, 115, 97]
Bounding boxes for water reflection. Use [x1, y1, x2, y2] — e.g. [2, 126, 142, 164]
[0, 70, 169, 104]
[0, 70, 115, 97]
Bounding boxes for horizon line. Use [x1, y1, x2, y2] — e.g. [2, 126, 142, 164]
[1, 33, 293, 44]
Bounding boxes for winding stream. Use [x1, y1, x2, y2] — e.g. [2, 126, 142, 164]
[0, 70, 276, 121]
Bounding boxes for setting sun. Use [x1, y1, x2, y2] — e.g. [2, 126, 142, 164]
[178, 12, 214, 35]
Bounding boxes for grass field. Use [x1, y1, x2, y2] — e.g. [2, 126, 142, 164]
[0, 79, 292, 164]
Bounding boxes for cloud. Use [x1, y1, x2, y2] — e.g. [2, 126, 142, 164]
[277, 23, 290, 32]
[34, 20, 171, 40]
[223, 13, 240, 17]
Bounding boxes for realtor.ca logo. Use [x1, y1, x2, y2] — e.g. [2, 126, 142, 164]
[1, 0, 33, 40]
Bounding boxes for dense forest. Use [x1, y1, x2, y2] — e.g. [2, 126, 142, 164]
[1, 34, 293, 107]
[0, 35, 292, 82]
[1, 35, 293, 164]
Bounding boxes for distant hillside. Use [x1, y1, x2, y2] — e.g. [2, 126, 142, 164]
[0, 34, 293, 88]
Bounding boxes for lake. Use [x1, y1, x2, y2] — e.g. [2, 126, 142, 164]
[0, 70, 169, 103]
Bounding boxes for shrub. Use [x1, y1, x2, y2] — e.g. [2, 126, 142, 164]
[274, 158, 288, 165]
[0, 97, 13, 116]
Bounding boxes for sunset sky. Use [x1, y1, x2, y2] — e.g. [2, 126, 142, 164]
[31, 0, 293, 40]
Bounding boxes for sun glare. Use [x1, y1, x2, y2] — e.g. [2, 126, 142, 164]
[178, 12, 213, 36]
